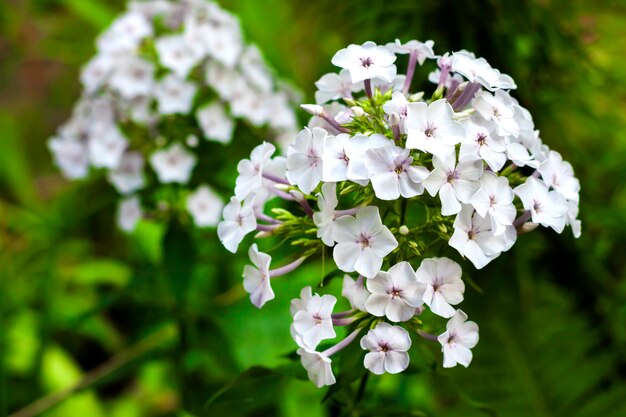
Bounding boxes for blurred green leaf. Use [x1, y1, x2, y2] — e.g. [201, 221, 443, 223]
[58, 0, 116, 29]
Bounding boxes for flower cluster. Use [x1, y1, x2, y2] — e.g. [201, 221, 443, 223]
[218, 39, 581, 387]
[48, 0, 299, 231]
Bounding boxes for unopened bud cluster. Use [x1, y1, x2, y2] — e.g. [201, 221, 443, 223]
[220, 38, 581, 387]
[48, 0, 299, 231]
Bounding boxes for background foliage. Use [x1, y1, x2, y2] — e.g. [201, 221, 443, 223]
[1, 0, 625, 416]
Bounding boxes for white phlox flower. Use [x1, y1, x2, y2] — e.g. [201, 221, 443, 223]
[331, 41, 397, 84]
[88, 126, 129, 169]
[386, 39, 435, 65]
[449, 205, 517, 269]
[313, 182, 342, 247]
[361, 323, 411, 375]
[315, 69, 364, 104]
[423, 154, 483, 216]
[451, 50, 516, 91]
[186, 185, 223, 227]
[292, 293, 337, 349]
[365, 142, 430, 200]
[217, 195, 256, 253]
[438, 309, 479, 368]
[382, 92, 409, 133]
[470, 171, 516, 236]
[297, 347, 336, 388]
[538, 150, 580, 202]
[196, 102, 235, 144]
[415, 257, 464, 318]
[154, 74, 197, 115]
[149, 143, 197, 184]
[459, 116, 507, 172]
[107, 151, 145, 194]
[155, 34, 202, 78]
[108, 56, 155, 99]
[342, 275, 370, 312]
[243, 244, 274, 308]
[48, 137, 90, 179]
[333, 206, 398, 278]
[514, 177, 568, 233]
[406, 99, 465, 160]
[117, 195, 143, 232]
[365, 261, 425, 322]
[235, 142, 278, 200]
[286, 127, 326, 194]
[473, 90, 520, 138]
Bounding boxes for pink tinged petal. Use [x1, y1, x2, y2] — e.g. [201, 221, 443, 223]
[440, 184, 462, 216]
[384, 351, 410, 374]
[371, 171, 401, 200]
[370, 226, 398, 258]
[453, 179, 480, 204]
[366, 271, 394, 294]
[333, 215, 359, 241]
[364, 293, 390, 317]
[398, 170, 425, 198]
[364, 351, 387, 375]
[318, 294, 337, 317]
[360, 330, 383, 351]
[428, 291, 457, 318]
[385, 297, 415, 322]
[333, 242, 361, 273]
[447, 344, 473, 368]
[463, 240, 492, 269]
[423, 168, 448, 196]
[355, 246, 383, 278]
[458, 322, 479, 348]
[356, 206, 384, 235]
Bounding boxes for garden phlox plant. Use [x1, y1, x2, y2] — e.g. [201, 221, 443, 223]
[221, 39, 581, 387]
[48, 0, 298, 232]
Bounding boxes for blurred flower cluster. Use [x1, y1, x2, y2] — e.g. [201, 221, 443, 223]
[219, 39, 581, 387]
[48, 0, 299, 231]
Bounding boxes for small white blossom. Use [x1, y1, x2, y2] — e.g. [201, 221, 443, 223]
[451, 50, 516, 91]
[186, 185, 223, 227]
[196, 102, 234, 144]
[243, 244, 274, 308]
[235, 142, 277, 200]
[154, 74, 197, 115]
[331, 41, 397, 83]
[459, 116, 507, 172]
[315, 69, 363, 104]
[48, 137, 90, 179]
[406, 99, 465, 160]
[449, 205, 517, 269]
[313, 182, 341, 247]
[386, 39, 435, 64]
[108, 56, 155, 99]
[423, 154, 483, 216]
[155, 34, 201, 78]
[88, 126, 129, 169]
[365, 143, 430, 201]
[333, 206, 398, 278]
[365, 261, 425, 322]
[342, 275, 370, 312]
[473, 90, 520, 138]
[415, 257, 464, 318]
[382, 92, 409, 133]
[297, 347, 335, 388]
[470, 172, 516, 236]
[217, 196, 257, 253]
[117, 195, 143, 232]
[506, 142, 540, 169]
[293, 293, 337, 349]
[149, 143, 196, 184]
[538, 150, 580, 202]
[286, 127, 326, 194]
[514, 177, 568, 233]
[360, 323, 411, 375]
[80, 54, 114, 94]
[107, 151, 145, 194]
[438, 310, 479, 368]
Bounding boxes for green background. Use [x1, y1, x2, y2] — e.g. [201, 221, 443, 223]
[1, 0, 626, 416]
